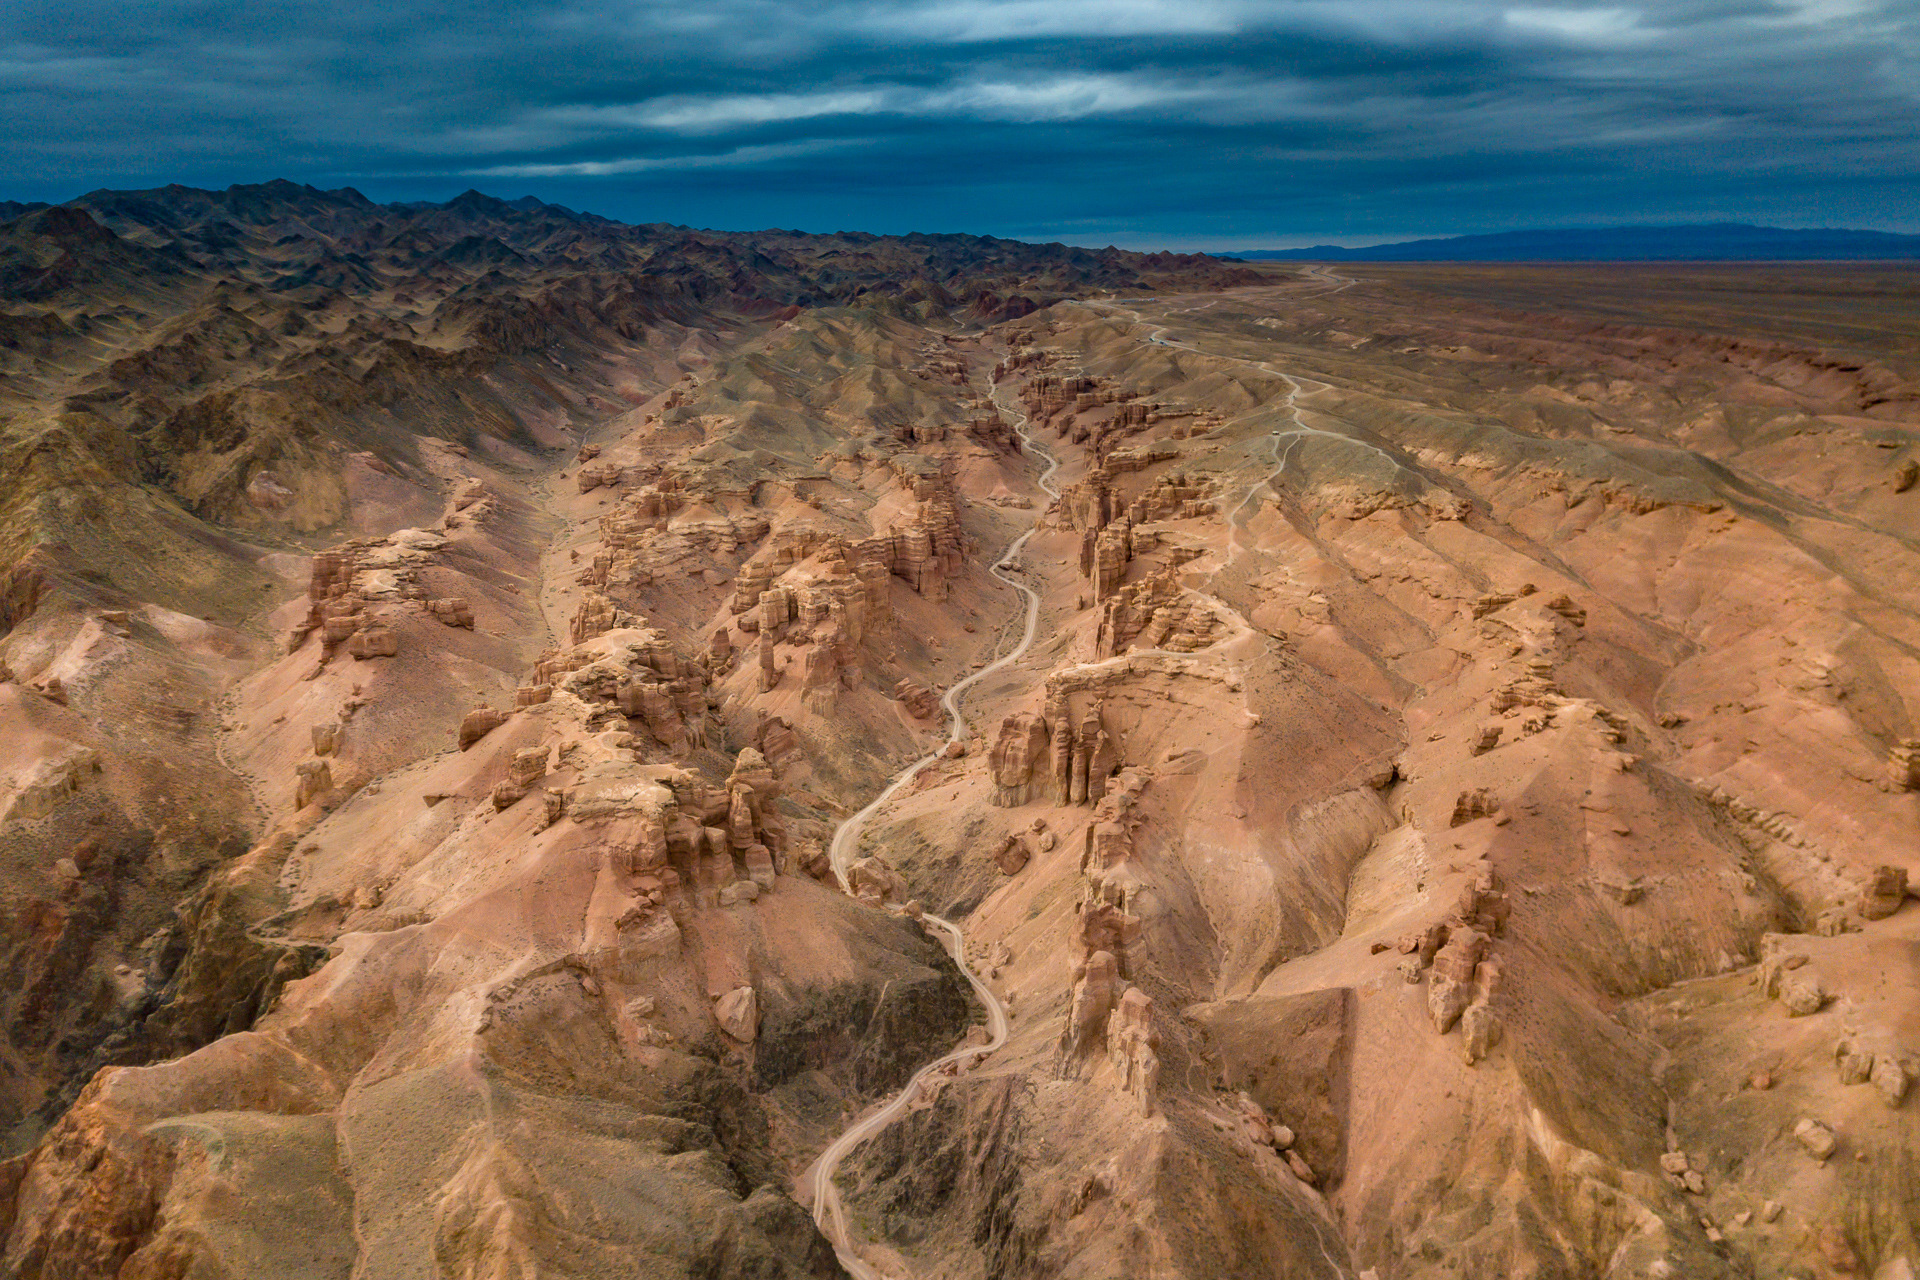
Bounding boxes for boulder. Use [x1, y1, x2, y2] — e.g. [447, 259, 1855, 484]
[426, 597, 475, 628]
[1837, 1042, 1874, 1086]
[1450, 789, 1499, 826]
[1871, 1053, 1911, 1107]
[1781, 971, 1826, 1016]
[1793, 1117, 1837, 1160]
[715, 987, 759, 1042]
[1861, 865, 1909, 920]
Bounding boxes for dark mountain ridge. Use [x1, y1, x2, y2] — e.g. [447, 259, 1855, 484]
[1224, 222, 1920, 261]
[3, 180, 1258, 305]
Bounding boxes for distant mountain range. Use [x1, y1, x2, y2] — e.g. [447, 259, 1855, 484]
[0, 179, 1259, 317]
[1221, 224, 1920, 262]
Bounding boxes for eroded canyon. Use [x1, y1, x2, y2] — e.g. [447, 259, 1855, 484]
[1, 185, 1917, 1280]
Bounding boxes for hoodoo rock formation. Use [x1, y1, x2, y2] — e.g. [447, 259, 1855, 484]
[1, 186, 1918, 1280]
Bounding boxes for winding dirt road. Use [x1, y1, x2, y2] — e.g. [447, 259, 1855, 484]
[1068, 270, 1387, 659]
[801, 373, 1063, 1280]
[801, 275, 1355, 1274]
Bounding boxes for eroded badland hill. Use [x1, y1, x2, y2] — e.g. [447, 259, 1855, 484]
[0, 184, 1916, 1279]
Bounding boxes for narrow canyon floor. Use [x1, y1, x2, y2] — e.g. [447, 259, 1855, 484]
[1, 190, 1917, 1279]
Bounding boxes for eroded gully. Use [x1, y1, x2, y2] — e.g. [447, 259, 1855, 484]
[799, 372, 1062, 1280]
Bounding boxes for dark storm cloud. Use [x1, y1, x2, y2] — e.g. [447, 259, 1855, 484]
[4, 0, 1917, 245]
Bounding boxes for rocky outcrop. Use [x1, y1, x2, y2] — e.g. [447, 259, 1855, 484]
[1121, 470, 1217, 524]
[1449, 788, 1500, 826]
[1106, 986, 1160, 1116]
[1057, 467, 1116, 534]
[1083, 522, 1133, 600]
[988, 712, 1051, 806]
[1061, 697, 1120, 807]
[848, 856, 907, 905]
[723, 533, 906, 711]
[425, 596, 474, 628]
[1390, 866, 1511, 1060]
[459, 706, 508, 749]
[344, 621, 397, 659]
[1889, 739, 1920, 790]
[577, 461, 624, 492]
[285, 529, 453, 660]
[893, 679, 938, 719]
[583, 481, 771, 595]
[2, 747, 101, 822]
[1061, 949, 1121, 1060]
[490, 745, 550, 810]
[1759, 944, 1828, 1016]
[293, 759, 332, 810]
[1024, 373, 1098, 424]
[1003, 680, 1130, 809]
[799, 635, 849, 715]
[754, 715, 801, 771]
[757, 632, 779, 692]
[1426, 928, 1487, 1034]
[1093, 567, 1224, 657]
[569, 592, 638, 646]
[528, 626, 716, 755]
[859, 456, 968, 601]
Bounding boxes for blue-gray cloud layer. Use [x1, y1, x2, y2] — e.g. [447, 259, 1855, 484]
[6, 0, 1918, 246]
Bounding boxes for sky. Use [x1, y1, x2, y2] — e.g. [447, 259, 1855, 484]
[4, 0, 1919, 249]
